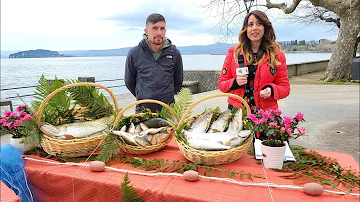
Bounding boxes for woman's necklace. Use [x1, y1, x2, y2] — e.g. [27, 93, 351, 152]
[253, 52, 258, 63]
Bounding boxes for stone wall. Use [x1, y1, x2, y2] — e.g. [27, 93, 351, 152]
[183, 59, 329, 93]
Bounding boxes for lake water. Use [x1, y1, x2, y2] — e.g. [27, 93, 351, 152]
[1, 53, 332, 107]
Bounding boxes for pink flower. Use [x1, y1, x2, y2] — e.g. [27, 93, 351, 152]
[259, 118, 268, 124]
[269, 122, 279, 128]
[283, 116, 292, 125]
[286, 128, 292, 135]
[295, 112, 304, 121]
[297, 127, 306, 135]
[16, 105, 27, 112]
[23, 115, 32, 121]
[246, 114, 256, 120]
[280, 127, 286, 133]
[273, 109, 282, 116]
[4, 111, 12, 117]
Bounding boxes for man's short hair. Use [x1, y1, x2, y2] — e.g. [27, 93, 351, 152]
[146, 13, 166, 25]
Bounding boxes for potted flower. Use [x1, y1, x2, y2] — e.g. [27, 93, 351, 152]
[0, 105, 35, 152]
[246, 109, 306, 169]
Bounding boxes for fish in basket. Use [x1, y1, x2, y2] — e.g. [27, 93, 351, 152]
[111, 99, 176, 155]
[175, 93, 254, 165]
[182, 109, 251, 151]
[39, 116, 114, 140]
[112, 117, 174, 146]
[35, 82, 120, 157]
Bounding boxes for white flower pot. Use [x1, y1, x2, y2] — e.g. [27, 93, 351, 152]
[9, 137, 35, 152]
[261, 142, 286, 169]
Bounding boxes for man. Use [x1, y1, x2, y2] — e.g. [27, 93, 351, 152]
[125, 13, 184, 113]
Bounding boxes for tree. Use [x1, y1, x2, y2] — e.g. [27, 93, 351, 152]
[202, 0, 360, 81]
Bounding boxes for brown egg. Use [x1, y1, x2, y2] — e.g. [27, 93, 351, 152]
[303, 182, 324, 196]
[183, 170, 199, 182]
[89, 161, 105, 172]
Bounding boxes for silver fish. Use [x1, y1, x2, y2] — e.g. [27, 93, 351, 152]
[185, 131, 238, 146]
[135, 124, 142, 133]
[223, 130, 251, 147]
[187, 138, 231, 150]
[139, 127, 167, 136]
[39, 116, 114, 139]
[189, 111, 213, 133]
[134, 135, 151, 146]
[127, 122, 136, 133]
[227, 109, 243, 133]
[139, 123, 149, 131]
[209, 111, 231, 133]
[111, 130, 138, 145]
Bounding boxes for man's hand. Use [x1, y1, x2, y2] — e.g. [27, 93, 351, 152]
[236, 75, 248, 86]
[260, 87, 272, 98]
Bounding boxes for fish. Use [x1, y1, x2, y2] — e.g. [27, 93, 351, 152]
[184, 129, 251, 149]
[142, 118, 169, 128]
[226, 109, 243, 133]
[189, 111, 213, 133]
[139, 127, 167, 136]
[127, 122, 136, 133]
[112, 127, 173, 147]
[39, 116, 114, 139]
[111, 130, 138, 145]
[134, 135, 152, 146]
[209, 111, 231, 133]
[187, 138, 231, 150]
[139, 123, 149, 131]
[185, 130, 238, 145]
[134, 124, 142, 133]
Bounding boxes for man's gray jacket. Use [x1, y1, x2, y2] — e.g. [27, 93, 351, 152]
[125, 38, 184, 113]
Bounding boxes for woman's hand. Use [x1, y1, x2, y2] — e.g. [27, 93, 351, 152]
[260, 87, 272, 98]
[236, 75, 248, 86]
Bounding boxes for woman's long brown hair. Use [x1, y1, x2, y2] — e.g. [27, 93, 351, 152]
[234, 10, 281, 67]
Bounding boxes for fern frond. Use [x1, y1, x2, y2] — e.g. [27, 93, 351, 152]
[120, 173, 144, 202]
[160, 87, 192, 123]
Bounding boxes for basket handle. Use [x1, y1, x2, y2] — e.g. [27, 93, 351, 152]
[177, 93, 251, 127]
[112, 99, 175, 129]
[35, 82, 119, 124]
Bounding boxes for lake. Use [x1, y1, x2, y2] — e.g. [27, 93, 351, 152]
[1, 53, 332, 107]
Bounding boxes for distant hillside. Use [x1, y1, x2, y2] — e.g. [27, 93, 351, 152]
[57, 42, 234, 57]
[9, 49, 72, 58]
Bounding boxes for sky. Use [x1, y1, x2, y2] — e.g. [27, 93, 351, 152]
[1, 0, 339, 51]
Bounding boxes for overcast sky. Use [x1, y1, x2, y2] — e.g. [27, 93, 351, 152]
[1, 0, 339, 51]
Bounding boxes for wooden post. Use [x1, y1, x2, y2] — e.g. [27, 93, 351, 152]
[78, 77, 95, 83]
[0, 100, 13, 115]
[78, 77, 96, 91]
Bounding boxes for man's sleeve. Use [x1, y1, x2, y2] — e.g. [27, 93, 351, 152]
[174, 49, 184, 94]
[125, 50, 136, 97]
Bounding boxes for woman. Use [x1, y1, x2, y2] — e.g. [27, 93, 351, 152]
[218, 10, 290, 113]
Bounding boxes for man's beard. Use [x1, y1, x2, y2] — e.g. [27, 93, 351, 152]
[151, 37, 163, 45]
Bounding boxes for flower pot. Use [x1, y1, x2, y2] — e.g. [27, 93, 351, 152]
[261, 141, 286, 169]
[9, 137, 35, 152]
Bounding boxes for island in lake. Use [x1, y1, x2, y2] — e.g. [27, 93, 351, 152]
[9, 49, 72, 58]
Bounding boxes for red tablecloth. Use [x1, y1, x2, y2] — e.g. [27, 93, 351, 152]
[1, 180, 20, 202]
[24, 139, 359, 202]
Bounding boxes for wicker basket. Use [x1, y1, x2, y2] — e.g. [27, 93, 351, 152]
[35, 82, 119, 157]
[176, 93, 253, 165]
[113, 99, 175, 155]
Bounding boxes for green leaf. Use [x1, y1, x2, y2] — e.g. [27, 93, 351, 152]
[120, 173, 144, 202]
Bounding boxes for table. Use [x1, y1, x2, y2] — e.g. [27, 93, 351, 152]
[1, 180, 20, 202]
[24, 139, 359, 202]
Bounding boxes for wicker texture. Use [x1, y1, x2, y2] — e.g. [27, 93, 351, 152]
[36, 82, 119, 157]
[176, 93, 253, 165]
[114, 99, 175, 155]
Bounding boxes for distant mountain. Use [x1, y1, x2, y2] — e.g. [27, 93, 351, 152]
[56, 42, 234, 57]
[9, 49, 72, 58]
[1, 42, 234, 58]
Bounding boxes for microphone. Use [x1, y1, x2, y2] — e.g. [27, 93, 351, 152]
[236, 55, 249, 76]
